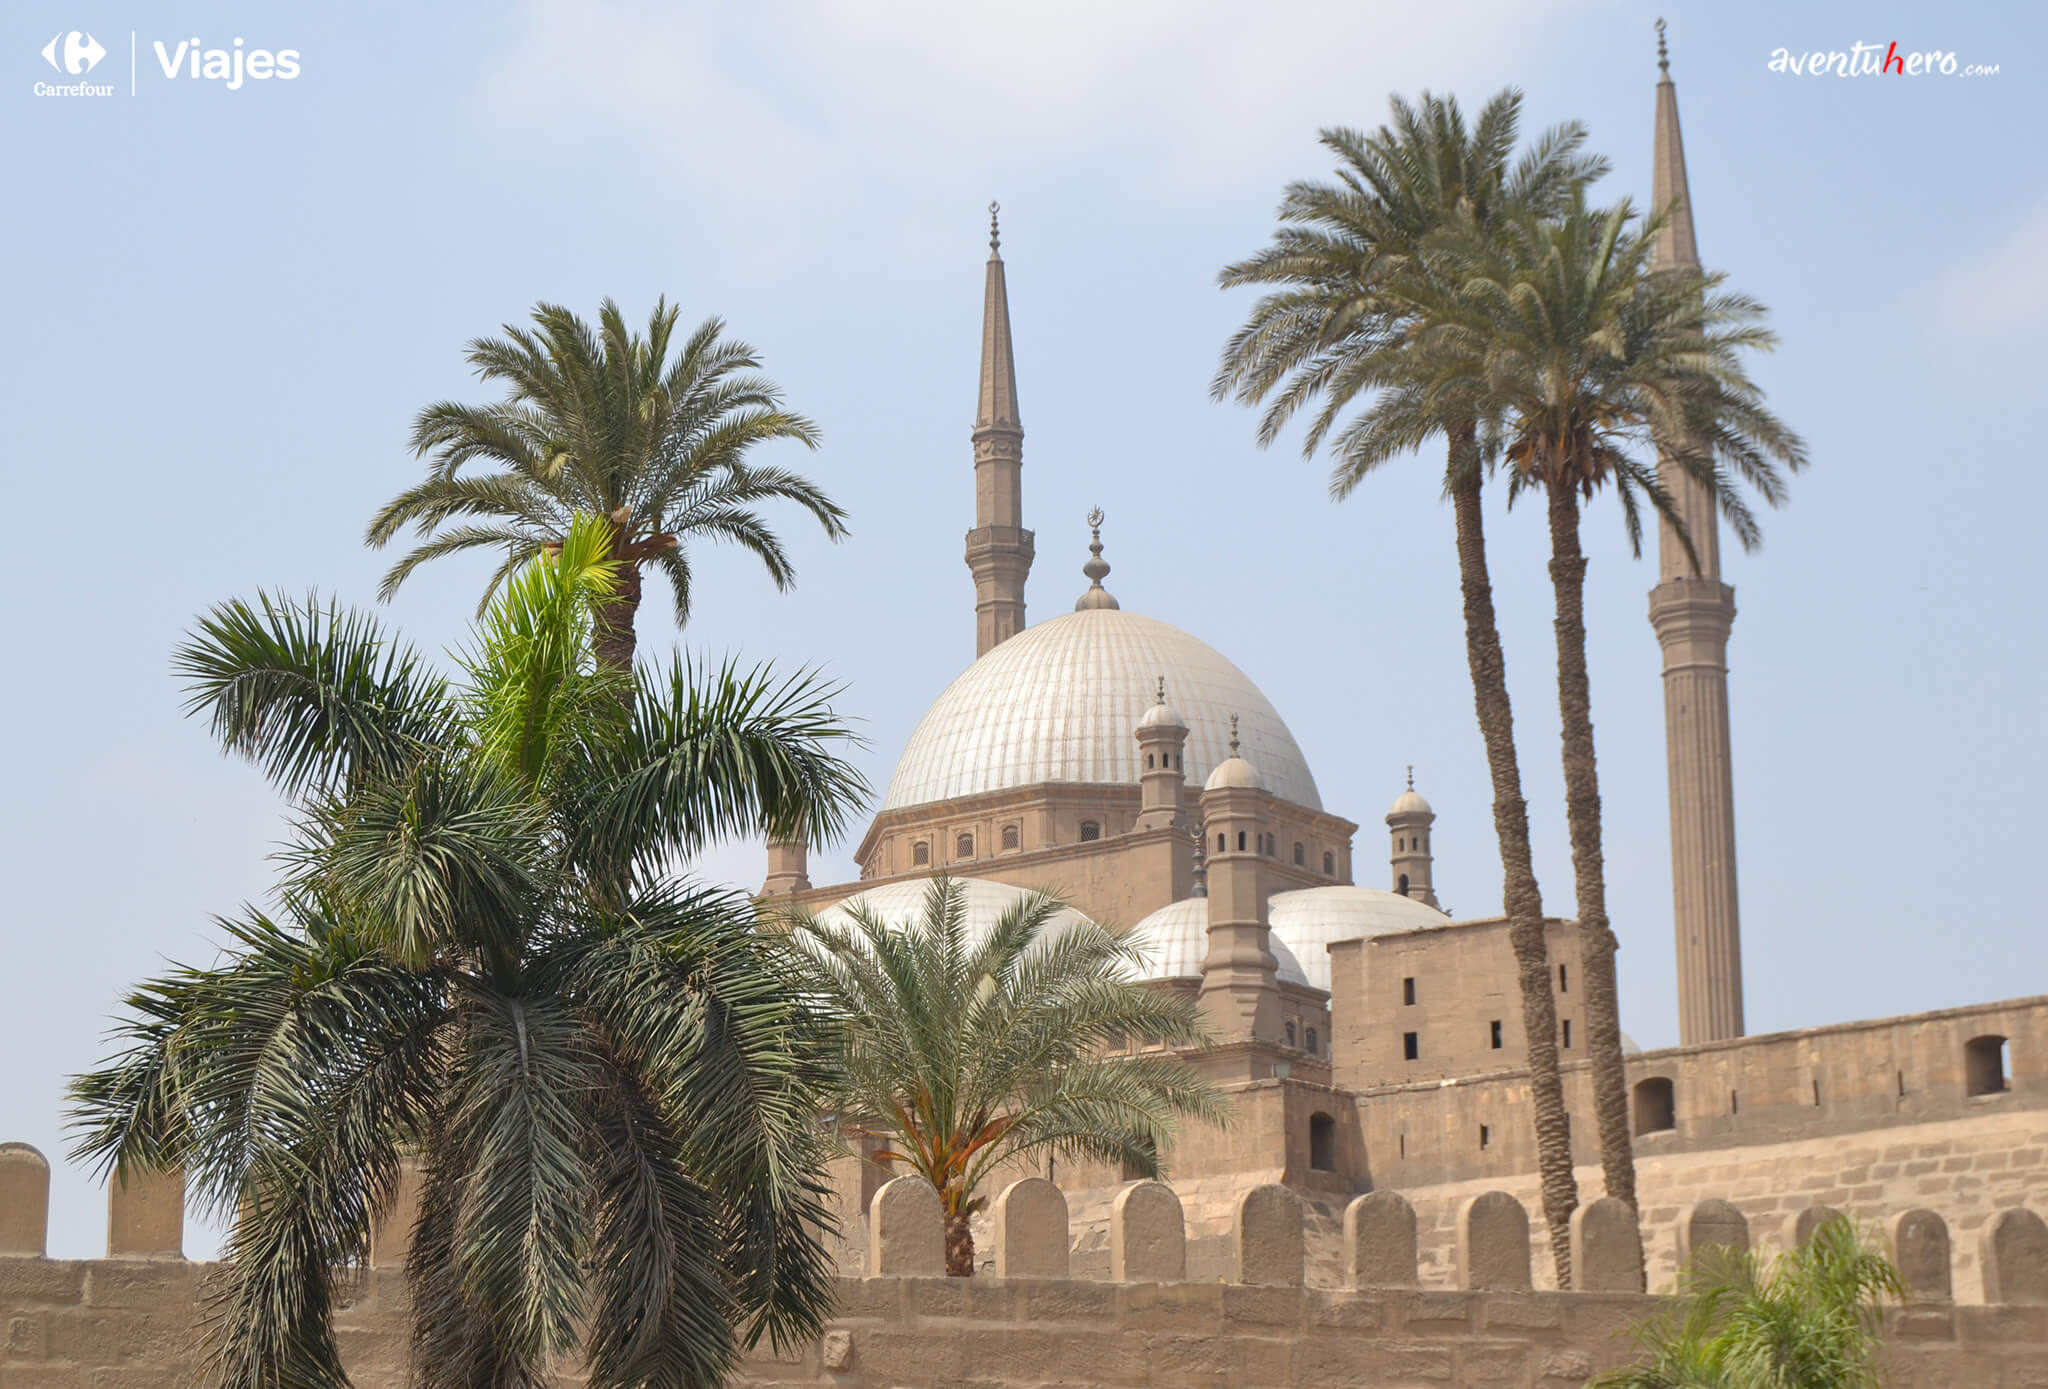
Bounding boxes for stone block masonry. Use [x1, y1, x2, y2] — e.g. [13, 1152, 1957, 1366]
[8, 1143, 2048, 1387]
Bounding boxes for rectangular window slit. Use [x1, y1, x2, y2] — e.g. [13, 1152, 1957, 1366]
[1559, 964, 1569, 992]
[1402, 1031, 1419, 1061]
[1402, 977, 1416, 1006]
[1562, 1019, 1572, 1048]
[1489, 1020, 1503, 1050]
[1479, 1124, 1490, 1150]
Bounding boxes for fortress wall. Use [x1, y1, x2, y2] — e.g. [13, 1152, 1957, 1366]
[9, 1160, 2048, 1389]
[1398, 1106, 2048, 1300]
[1356, 996, 2048, 1189]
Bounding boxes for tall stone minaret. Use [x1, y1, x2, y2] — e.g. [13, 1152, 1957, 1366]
[965, 202, 1035, 656]
[1645, 22, 1745, 1044]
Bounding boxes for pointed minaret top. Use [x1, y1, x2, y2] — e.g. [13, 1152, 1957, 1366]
[975, 202, 1022, 434]
[988, 200, 1001, 257]
[1651, 18, 1701, 271]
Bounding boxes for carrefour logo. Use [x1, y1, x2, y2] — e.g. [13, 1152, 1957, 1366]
[41, 31, 106, 75]
[31, 31, 305, 99]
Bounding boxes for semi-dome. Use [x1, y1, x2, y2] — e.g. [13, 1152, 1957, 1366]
[803, 876, 1096, 953]
[882, 608, 1321, 812]
[1126, 897, 1312, 989]
[1267, 886, 1451, 991]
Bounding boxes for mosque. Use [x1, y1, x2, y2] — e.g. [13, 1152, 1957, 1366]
[758, 50, 2048, 1288]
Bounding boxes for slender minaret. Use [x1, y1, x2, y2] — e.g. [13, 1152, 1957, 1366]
[964, 202, 1035, 656]
[1645, 21, 1745, 1044]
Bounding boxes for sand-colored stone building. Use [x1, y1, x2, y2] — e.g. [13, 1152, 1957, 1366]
[760, 46, 2048, 1294]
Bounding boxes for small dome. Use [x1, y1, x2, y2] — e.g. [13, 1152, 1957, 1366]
[1204, 755, 1262, 791]
[1138, 701, 1186, 731]
[1126, 898, 1311, 989]
[1267, 885, 1451, 991]
[1388, 767, 1432, 817]
[803, 876, 1096, 955]
[1137, 677, 1186, 732]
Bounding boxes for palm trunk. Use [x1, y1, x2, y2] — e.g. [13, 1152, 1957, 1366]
[594, 562, 642, 697]
[1544, 481, 1637, 1231]
[944, 1209, 976, 1277]
[1451, 462, 1577, 1288]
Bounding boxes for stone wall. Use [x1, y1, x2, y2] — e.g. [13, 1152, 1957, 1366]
[1351, 996, 2048, 1189]
[10, 1147, 2048, 1388]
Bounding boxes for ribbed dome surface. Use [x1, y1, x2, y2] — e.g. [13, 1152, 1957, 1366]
[1125, 897, 1312, 989]
[805, 877, 1096, 952]
[1265, 886, 1451, 991]
[1129, 886, 1450, 994]
[882, 608, 1321, 812]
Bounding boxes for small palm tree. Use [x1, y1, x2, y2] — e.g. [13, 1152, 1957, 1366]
[781, 878, 1228, 1277]
[1212, 88, 1603, 1284]
[1594, 1218, 1903, 1388]
[1428, 191, 1806, 1214]
[69, 517, 869, 1388]
[368, 298, 847, 673]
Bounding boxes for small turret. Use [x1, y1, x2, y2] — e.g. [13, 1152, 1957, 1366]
[762, 837, 811, 898]
[1133, 675, 1188, 832]
[1386, 767, 1439, 908]
[1197, 716, 1283, 1044]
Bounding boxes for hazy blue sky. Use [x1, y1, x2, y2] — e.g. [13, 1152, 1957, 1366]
[5, 1, 2043, 1257]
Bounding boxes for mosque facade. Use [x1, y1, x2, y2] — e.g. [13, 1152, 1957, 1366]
[759, 54, 2048, 1288]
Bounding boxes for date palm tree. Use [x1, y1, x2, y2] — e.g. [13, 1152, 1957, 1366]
[367, 298, 847, 674]
[1594, 1217, 1901, 1387]
[69, 517, 869, 1389]
[1440, 190, 1806, 1216]
[779, 877, 1227, 1277]
[1212, 89, 1603, 1284]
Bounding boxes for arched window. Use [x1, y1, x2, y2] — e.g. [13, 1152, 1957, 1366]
[1285, 1020, 1297, 1048]
[1967, 1035, 2012, 1097]
[1309, 1113, 1336, 1172]
[1145, 753, 1155, 769]
[1397, 873, 1410, 896]
[1079, 820, 1101, 842]
[1000, 824, 1020, 851]
[955, 833, 974, 859]
[1322, 851, 1335, 875]
[1633, 1077, 1676, 1135]
[1237, 831, 1246, 851]
[1305, 1026, 1318, 1055]
[912, 841, 929, 866]
[1293, 841, 1305, 865]
[1217, 832, 1226, 852]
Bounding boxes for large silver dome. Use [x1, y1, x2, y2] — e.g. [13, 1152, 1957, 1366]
[881, 608, 1321, 812]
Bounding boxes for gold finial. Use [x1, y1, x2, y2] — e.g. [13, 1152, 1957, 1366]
[1229, 713, 1240, 758]
[1074, 507, 1120, 610]
[989, 200, 1001, 254]
[1656, 18, 1669, 74]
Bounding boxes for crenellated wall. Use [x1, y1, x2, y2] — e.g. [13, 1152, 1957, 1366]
[9, 1143, 2048, 1388]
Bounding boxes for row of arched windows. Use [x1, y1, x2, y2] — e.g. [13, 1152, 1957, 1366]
[907, 818, 1100, 867]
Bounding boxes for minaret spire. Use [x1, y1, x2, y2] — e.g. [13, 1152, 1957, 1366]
[1646, 20, 1746, 1044]
[965, 200, 1034, 656]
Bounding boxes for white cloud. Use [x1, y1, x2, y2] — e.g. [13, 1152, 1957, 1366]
[1925, 201, 2048, 341]
[475, 0, 1592, 264]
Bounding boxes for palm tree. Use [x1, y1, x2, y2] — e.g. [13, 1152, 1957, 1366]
[1440, 191, 1806, 1216]
[1594, 1217, 1902, 1387]
[367, 298, 848, 674]
[69, 518, 870, 1389]
[1211, 89, 1604, 1284]
[779, 878, 1228, 1277]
